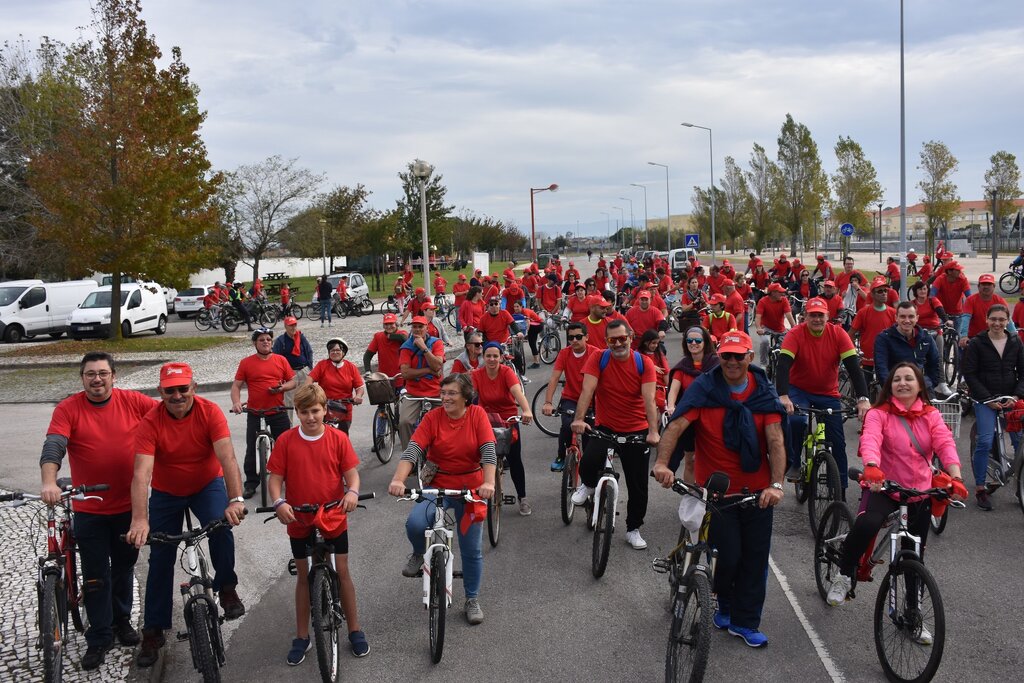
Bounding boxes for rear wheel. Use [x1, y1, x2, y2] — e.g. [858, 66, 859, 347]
[221, 310, 240, 333]
[794, 444, 811, 504]
[873, 559, 945, 683]
[999, 271, 1020, 295]
[66, 545, 85, 633]
[40, 572, 65, 683]
[155, 315, 167, 335]
[194, 310, 213, 331]
[372, 408, 395, 464]
[188, 599, 221, 683]
[942, 335, 958, 385]
[487, 461, 503, 547]
[121, 320, 131, 339]
[560, 445, 579, 525]
[808, 451, 841, 537]
[814, 502, 853, 602]
[540, 333, 561, 364]
[310, 569, 340, 683]
[359, 297, 374, 315]
[531, 381, 563, 437]
[591, 485, 614, 578]
[428, 551, 446, 664]
[665, 570, 712, 683]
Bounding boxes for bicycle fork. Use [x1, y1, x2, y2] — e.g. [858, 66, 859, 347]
[421, 532, 457, 609]
[590, 467, 620, 529]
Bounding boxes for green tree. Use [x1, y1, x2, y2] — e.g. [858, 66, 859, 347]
[830, 136, 882, 252]
[719, 155, 752, 252]
[983, 150, 1022, 223]
[689, 185, 725, 251]
[917, 140, 960, 255]
[745, 142, 780, 253]
[279, 184, 371, 274]
[394, 162, 454, 257]
[17, 0, 221, 338]
[776, 114, 829, 254]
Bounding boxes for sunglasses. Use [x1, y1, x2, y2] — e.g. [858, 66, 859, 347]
[467, 342, 483, 347]
[566, 334, 585, 341]
[161, 385, 190, 395]
[719, 352, 747, 361]
[606, 336, 630, 346]
[686, 338, 704, 345]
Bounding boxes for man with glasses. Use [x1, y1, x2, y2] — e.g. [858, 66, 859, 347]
[850, 277, 897, 387]
[127, 362, 247, 668]
[776, 298, 871, 487]
[541, 322, 599, 471]
[959, 273, 1014, 346]
[570, 320, 660, 550]
[398, 316, 445, 449]
[40, 352, 156, 669]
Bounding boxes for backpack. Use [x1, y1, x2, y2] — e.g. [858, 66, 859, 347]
[598, 349, 645, 376]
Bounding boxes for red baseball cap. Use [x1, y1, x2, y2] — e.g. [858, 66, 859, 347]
[816, 254, 825, 261]
[979, 273, 996, 284]
[382, 313, 398, 324]
[458, 274, 467, 280]
[722, 278, 735, 287]
[638, 290, 652, 299]
[410, 316, 429, 325]
[823, 280, 836, 288]
[779, 252, 788, 259]
[717, 331, 753, 354]
[709, 293, 726, 305]
[283, 316, 298, 326]
[159, 362, 193, 388]
[944, 261, 962, 271]
[804, 297, 829, 314]
[414, 287, 425, 296]
[420, 302, 436, 309]
[870, 276, 889, 290]
[767, 283, 786, 293]
[586, 295, 609, 307]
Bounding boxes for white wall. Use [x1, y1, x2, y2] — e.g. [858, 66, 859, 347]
[190, 256, 346, 286]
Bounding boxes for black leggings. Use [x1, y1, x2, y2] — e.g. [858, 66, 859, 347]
[502, 424, 527, 498]
[839, 492, 930, 577]
[526, 325, 541, 356]
[579, 431, 651, 531]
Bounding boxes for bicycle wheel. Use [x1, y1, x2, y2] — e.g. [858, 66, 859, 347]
[428, 550, 446, 664]
[560, 445, 580, 525]
[793, 444, 811, 504]
[188, 599, 221, 683]
[66, 543, 85, 633]
[942, 336, 958, 385]
[808, 451, 841, 537]
[259, 307, 276, 328]
[40, 572, 65, 683]
[290, 303, 304, 321]
[487, 459, 503, 547]
[335, 301, 349, 319]
[667, 525, 689, 610]
[194, 309, 213, 331]
[306, 302, 320, 319]
[665, 571, 712, 683]
[531, 381, 563, 437]
[381, 299, 399, 314]
[873, 559, 945, 683]
[310, 568, 340, 683]
[221, 310, 240, 333]
[999, 271, 1020, 295]
[814, 502, 853, 602]
[359, 297, 374, 315]
[539, 333, 561, 365]
[257, 436, 271, 508]
[591, 486, 614, 578]
[1016, 448, 1024, 517]
[372, 407, 395, 464]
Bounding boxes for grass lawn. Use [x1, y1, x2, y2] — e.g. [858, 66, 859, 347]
[0, 335, 235, 358]
[283, 264, 486, 301]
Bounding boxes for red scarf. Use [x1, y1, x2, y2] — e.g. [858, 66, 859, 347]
[874, 397, 934, 419]
[291, 330, 302, 356]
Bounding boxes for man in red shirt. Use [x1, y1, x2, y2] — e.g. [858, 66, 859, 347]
[398, 316, 445, 449]
[960, 273, 1012, 344]
[744, 252, 760, 277]
[720, 259, 736, 280]
[433, 271, 447, 295]
[538, 274, 562, 314]
[570, 319, 660, 550]
[564, 260, 580, 281]
[772, 253, 793, 282]
[930, 261, 971, 319]
[230, 328, 296, 499]
[40, 352, 155, 668]
[885, 257, 901, 293]
[541, 322, 599, 471]
[476, 296, 519, 344]
[127, 362, 247, 667]
[850, 277, 897, 384]
[656, 267, 675, 295]
[723, 279, 747, 332]
[452, 274, 471, 333]
[812, 254, 834, 282]
[363, 313, 409, 385]
[625, 290, 667, 349]
[706, 265, 727, 295]
[819, 280, 844, 322]
[833, 256, 865, 295]
[335, 275, 348, 303]
[402, 287, 430, 324]
[754, 283, 796, 365]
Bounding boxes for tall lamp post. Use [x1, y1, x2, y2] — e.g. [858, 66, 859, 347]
[612, 206, 625, 250]
[318, 218, 328, 276]
[897, 0, 908, 287]
[530, 183, 559, 264]
[878, 202, 884, 263]
[630, 183, 649, 246]
[647, 162, 671, 251]
[682, 122, 715, 264]
[990, 188, 999, 271]
[600, 212, 611, 250]
[618, 197, 634, 247]
[412, 159, 434, 298]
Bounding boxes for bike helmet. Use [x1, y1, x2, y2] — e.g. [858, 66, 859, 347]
[326, 337, 348, 353]
[251, 327, 273, 342]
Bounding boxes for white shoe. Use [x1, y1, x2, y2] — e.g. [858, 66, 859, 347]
[625, 529, 647, 550]
[914, 626, 933, 646]
[826, 574, 852, 606]
[570, 484, 594, 506]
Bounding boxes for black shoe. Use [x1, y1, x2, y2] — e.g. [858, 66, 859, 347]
[976, 490, 993, 511]
[136, 628, 165, 668]
[220, 585, 245, 620]
[785, 465, 802, 482]
[243, 485, 257, 500]
[82, 642, 112, 670]
[114, 618, 140, 646]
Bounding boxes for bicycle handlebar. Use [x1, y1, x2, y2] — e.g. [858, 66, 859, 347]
[0, 483, 109, 504]
[794, 405, 858, 420]
[399, 487, 484, 504]
[589, 428, 648, 445]
[256, 492, 376, 518]
[849, 467, 964, 505]
[122, 514, 242, 546]
[984, 395, 1019, 408]
[236, 404, 294, 417]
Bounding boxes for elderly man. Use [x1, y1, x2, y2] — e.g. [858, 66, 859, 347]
[40, 352, 156, 669]
[127, 363, 247, 668]
[397, 316, 445, 449]
[272, 316, 313, 408]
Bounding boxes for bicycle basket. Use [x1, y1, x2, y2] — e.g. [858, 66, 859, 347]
[1006, 402, 1024, 433]
[364, 372, 397, 405]
[492, 427, 512, 456]
[937, 400, 961, 439]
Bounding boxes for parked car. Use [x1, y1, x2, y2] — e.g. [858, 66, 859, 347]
[0, 279, 98, 343]
[174, 285, 215, 319]
[324, 273, 370, 302]
[68, 283, 168, 339]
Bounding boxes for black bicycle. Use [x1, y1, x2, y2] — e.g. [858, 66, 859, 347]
[236, 405, 294, 508]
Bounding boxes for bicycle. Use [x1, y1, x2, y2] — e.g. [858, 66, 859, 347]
[531, 379, 564, 437]
[551, 407, 593, 525]
[539, 314, 567, 365]
[257, 494, 374, 683]
[377, 295, 400, 315]
[364, 373, 401, 464]
[501, 336, 528, 385]
[652, 473, 758, 683]
[237, 405, 294, 508]
[814, 469, 964, 683]
[398, 487, 486, 664]
[940, 319, 960, 386]
[194, 305, 227, 331]
[761, 330, 786, 382]
[486, 415, 522, 547]
[998, 264, 1023, 295]
[1, 479, 107, 683]
[968, 395, 1024, 514]
[792, 405, 853, 536]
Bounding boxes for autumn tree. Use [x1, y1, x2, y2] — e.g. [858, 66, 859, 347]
[917, 141, 960, 255]
[719, 156, 752, 252]
[394, 162, 454, 258]
[745, 142, 780, 252]
[983, 150, 1022, 226]
[830, 136, 882, 251]
[279, 184, 371, 273]
[776, 114, 829, 254]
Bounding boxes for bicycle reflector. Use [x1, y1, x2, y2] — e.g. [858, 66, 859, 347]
[705, 472, 730, 501]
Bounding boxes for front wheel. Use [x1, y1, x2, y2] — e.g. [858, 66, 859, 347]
[194, 310, 213, 331]
[665, 570, 712, 683]
[372, 408, 395, 464]
[999, 271, 1021, 295]
[288, 303, 304, 321]
[942, 335, 958, 385]
[66, 545, 86, 633]
[808, 451, 841, 537]
[814, 502, 853, 602]
[155, 315, 167, 335]
[188, 599, 221, 683]
[359, 297, 374, 315]
[873, 559, 945, 683]
[591, 486, 614, 578]
[310, 569, 340, 683]
[428, 551, 446, 664]
[40, 572, 66, 683]
[560, 445, 580, 525]
[221, 311, 240, 333]
[539, 333, 561, 364]
[531, 381, 563, 437]
[487, 461, 503, 547]
[257, 436, 271, 509]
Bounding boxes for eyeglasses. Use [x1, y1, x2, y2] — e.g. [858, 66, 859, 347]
[566, 334, 585, 341]
[161, 385, 190, 395]
[685, 338, 704, 345]
[439, 390, 463, 398]
[467, 342, 483, 347]
[719, 352, 747, 361]
[82, 370, 112, 379]
[606, 335, 630, 346]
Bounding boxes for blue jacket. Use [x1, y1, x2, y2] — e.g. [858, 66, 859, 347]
[272, 332, 314, 370]
[873, 325, 940, 389]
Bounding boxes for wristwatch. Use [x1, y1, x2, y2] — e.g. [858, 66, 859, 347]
[857, 396, 870, 403]
[770, 482, 784, 491]
[229, 496, 245, 504]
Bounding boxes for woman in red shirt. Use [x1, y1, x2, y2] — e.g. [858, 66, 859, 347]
[638, 329, 669, 414]
[472, 343, 534, 515]
[305, 338, 365, 433]
[665, 326, 720, 473]
[565, 284, 590, 322]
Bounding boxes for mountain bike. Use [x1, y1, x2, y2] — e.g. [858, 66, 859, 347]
[2, 479, 108, 683]
[762, 330, 786, 382]
[554, 407, 593, 525]
[486, 416, 522, 547]
[364, 373, 401, 464]
[998, 264, 1023, 295]
[237, 405, 294, 508]
[539, 314, 567, 364]
[940, 319, 960, 386]
[969, 395, 1024, 514]
[792, 405, 853, 536]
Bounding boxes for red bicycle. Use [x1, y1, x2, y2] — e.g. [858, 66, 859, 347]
[555, 407, 594, 526]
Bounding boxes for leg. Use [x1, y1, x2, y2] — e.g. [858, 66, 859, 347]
[74, 511, 116, 647]
[971, 402, 997, 489]
[787, 386, 812, 471]
[189, 477, 238, 592]
[758, 336, 769, 366]
[244, 413, 259, 489]
[293, 558, 311, 639]
[334, 552, 361, 633]
[556, 398, 578, 463]
[397, 397, 420, 452]
[505, 428, 526, 499]
[268, 410, 292, 438]
[817, 393, 849, 489]
[620, 440, 652, 531]
[727, 505, 774, 630]
[143, 490, 188, 630]
[404, 497, 435, 555]
[578, 436, 606, 488]
[107, 511, 140, 625]
[452, 499, 484, 599]
[838, 492, 897, 577]
[708, 504, 741, 617]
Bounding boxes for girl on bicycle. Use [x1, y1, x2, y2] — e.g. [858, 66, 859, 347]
[665, 326, 719, 476]
[387, 374, 496, 625]
[826, 361, 965, 609]
[304, 338, 364, 434]
[510, 300, 544, 369]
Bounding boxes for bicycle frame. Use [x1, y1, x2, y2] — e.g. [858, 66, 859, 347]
[422, 505, 455, 610]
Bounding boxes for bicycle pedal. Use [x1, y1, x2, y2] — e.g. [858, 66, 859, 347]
[287, 558, 298, 576]
[651, 558, 671, 573]
[176, 631, 189, 642]
[501, 495, 516, 505]
[453, 570, 463, 579]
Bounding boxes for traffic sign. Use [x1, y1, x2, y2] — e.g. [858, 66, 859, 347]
[685, 233, 700, 249]
[840, 223, 855, 237]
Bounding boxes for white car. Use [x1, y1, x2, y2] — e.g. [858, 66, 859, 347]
[174, 285, 215, 318]
[325, 273, 370, 302]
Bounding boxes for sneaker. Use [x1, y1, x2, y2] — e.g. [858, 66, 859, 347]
[113, 618, 140, 646]
[976, 490, 993, 511]
[519, 499, 532, 516]
[219, 585, 245, 620]
[826, 574, 852, 607]
[136, 628, 165, 668]
[242, 485, 257, 500]
[286, 637, 311, 666]
[528, 362, 541, 369]
[571, 484, 594, 506]
[81, 642, 112, 670]
[550, 458, 565, 472]
[785, 464, 802, 482]
[913, 626, 933, 646]
[402, 553, 424, 578]
[712, 610, 730, 630]
[625, 529, 647, 550]
[348, 630, 370, 657]
[465, 598, 484, 625]
[728, 625, 768, 648]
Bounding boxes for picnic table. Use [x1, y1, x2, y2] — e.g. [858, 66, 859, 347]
[264, 272, 289, 281]
[265, 283, 299, 297]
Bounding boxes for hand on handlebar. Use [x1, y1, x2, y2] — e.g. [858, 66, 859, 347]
[758, 487, 784, 508]
[388, 479, 406, 497]
[231, 401, 244, 414]
[652, 462, 674, 488]
[779, 395, 795, 415]
[225, 501, 246, 526]
[570, 418, 590, 435]
[126, 519, 150, 549]
[476, 482, 495, 500]
[40, 483, 63, 507]
[275, 502, 296, 524]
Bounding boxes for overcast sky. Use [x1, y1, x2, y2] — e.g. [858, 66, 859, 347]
[5, 0, 1022, 238]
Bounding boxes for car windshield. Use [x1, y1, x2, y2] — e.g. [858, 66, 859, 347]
[0, 286, 28, 307]
[181, 287, 206, 296]
[81, 291, 129, 308]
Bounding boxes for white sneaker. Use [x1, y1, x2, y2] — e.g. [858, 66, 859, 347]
[625, 529, 647, 550]
[826, 574, 852, 606]
[570, 484, 594, 506]
[914, 626, 933, 646]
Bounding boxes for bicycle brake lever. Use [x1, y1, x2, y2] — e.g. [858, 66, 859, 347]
[73, 494, 103, 502]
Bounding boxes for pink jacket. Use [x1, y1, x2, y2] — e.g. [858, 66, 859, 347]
[859, 398, 960, 494]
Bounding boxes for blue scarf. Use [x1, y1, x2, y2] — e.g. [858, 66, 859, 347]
[400, 335, 441, 381]
[671, 364, 790, 472]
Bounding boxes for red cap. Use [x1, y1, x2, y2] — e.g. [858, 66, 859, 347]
[823, 280, 836, 288]
[382, 313, 398, 324]
[944, 261, 962, 271]
[767, 283, 786, 293]
[722, 259, 730, 265]
[587, 295, 609, 307]
[414, 287, 425, 296]
[458, 273, 467, 280]
[979, 273, 996, 284]
[420, 302, 436, 309]
[870, 276, 889, 290]
[709, 293, 726, 305]
[722, 279, 735, 287]
[283, 316, 298, 326]
[638, 290, 652, 299]
[717, 331, 753, 354]
[410, 316, 429, 325]
[779, 252, 788, 259]
[804, 298, 829, 314]
[159, 362, 193, 388]
[816, 254, 825, 260]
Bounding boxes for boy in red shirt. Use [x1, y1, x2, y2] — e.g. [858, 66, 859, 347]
[541, 322, 599, 471]
[267, 384, 367, 663]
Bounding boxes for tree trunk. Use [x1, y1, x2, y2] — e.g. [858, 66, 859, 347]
[110, 271, 122, 340]
[251, 257, 261, 283]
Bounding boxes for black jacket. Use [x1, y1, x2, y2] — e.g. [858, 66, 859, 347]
[874, 325, 940, 389]
[961, 332, 1024, 402]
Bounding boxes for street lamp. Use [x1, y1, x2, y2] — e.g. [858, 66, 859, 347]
[647, 162, 671, 251]
[897, 0, 908, 287]
[612, 206, 625, 250]
[682, 122, 716, 264]
[618, 197, 634, 247]
[878, 202, 884, 263]
[630, 183, 649, 247]
[318, 217, 328, 276]
[412, 159, 434, 298]
[600, 211, 611, 250]
[530, 183, 559, 264]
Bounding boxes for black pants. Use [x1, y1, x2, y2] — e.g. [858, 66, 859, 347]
[839, 492, 930, 578]
[244, 411, 291, 488]
[526, 325, 541, 356]
[579, 430, 650, 531]
[232, 300, 252, 327]
[503, 424, 527, 498]
[709, 503, 773, 630]
[557, 398, 582, 462]
[74, 510, 139, 647]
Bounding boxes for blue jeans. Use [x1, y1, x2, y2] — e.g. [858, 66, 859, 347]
[787, 386, 850, 488]
[319, 299, 332, 323]
[73, 510, 139, 647]
[710, 503, 773, 630]
[971, 402, 1020, 488]
[143, 477, 238, 630]
[405, 495, 483, 599]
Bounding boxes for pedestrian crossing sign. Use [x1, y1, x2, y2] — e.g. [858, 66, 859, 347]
[685, 234, 699, 249]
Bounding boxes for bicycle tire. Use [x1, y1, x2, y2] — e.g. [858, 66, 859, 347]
[310, 568, 340, 683]
[540, 333, 561, 365]
[257, 436, 271, 509]
[381, 300, 399, 314]
[591, 486, 614, 578]
[808, 451, 841, 537]
[221, 310, 240, 333]
[290, 303, 304, 321]
[40, 572, 65, 683]
[487, 458, 503, 547]
[66, 544, 85, 633]
[188, 599, 221, 683]
[942, 335, 958, 386]
[259, 308, 276, 328]
[794, 442, 812, 504]
[445, 305, 458, 329]
[359, 297, 374, 315]
[999, 271, 1020, 295]
[560, 445, 580, 525]
[668, 525, 689, 610]
[531, 381, 563, 437]
[814, 502, 853, 602]
[335, 301, 349, 319]
[372, 408, 395, 464]
[665, 570, 712, 683]
[194, 309, 213, 331]
[873, 558, 945, 683]
[428, 550, 446, 664]
[306, 302, 321, 319]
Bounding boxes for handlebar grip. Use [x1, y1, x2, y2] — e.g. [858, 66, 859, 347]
[255, 506, 277, 514]
[357, 492, 376, 501]
[83, 484, 110, 492]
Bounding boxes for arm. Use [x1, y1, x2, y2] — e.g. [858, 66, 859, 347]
[570, 374, 599, 434]
[401, 362, 431, 381]
[212, 437, 245, 525]
[363, 350, 375, 373]
[759, 421, 786, 508]
[542, 364, 564, 415]
[666, 376, 683, 415]
[39, 434, 68, 505]
[775, 352, 795, 413]
[267, 472, 295, 524]
[641, 381, 660, 445]
[341, 466, 361, 512]
[785, 311, 797, 329]
[653, 415, 691, 486]
[509, 383, 533, 425]
[230, 379, 244, 414]
[126, 454, 155, 548]
[423, 343, 444, 374]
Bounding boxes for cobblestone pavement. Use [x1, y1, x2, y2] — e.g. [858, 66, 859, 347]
[0, 494, 140, 682]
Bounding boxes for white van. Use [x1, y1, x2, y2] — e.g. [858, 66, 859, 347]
[68, 283, 168, 339]
[0, 279, 97, 343]
[99, 274, 177, 313]
[668, 247, 699, 275]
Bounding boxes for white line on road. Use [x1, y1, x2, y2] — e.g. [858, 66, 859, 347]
[769, 554, 845, 683]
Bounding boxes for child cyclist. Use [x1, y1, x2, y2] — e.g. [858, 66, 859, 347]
[266, 384, 369, 664]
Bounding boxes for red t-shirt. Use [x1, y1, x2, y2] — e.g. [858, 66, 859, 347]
[452, 282, 470, 303]
[451, 356, 480, 373]
[820, 294, 843, 321]
[399, 338, 446, 398]
[658, 275, 674, 294]
[583, 350, 656, 432]
[851, 305, 896, 365]
[916, 263, 933, 281]
[471, 365, 520, 420]
[962, 293, 1008, 338]
[774, 261, 792, 280]
[47, 389, 156, 514]
[367, 330, 408, 381]
[642, 352, 670, 409]
[433, 276, 447, 293]
[751, 270, 770, 290]
[566, 294, 590, 322]
[701, 311, 737, 339]
[834, 269, 865, 295]
[411, 404, 495, 490]
[683, 372, 779, 495]
[234, 354, 295, 410]
[459, 298, 482, 329]
[706, 274, 726, 296]
[756, 296, 791, 332]
[402, 270, 414, 286]
[539, 285, 561, 313]
[780, 323, 857, 397]
[554, 344, 600, 402]
[308, 359, 365, 420]
[625, 305, 665, 348]
[134, 396, 231, 497]
[477, 309, 516, 343]
[725, 291, 746, 327]
[521, 274, 539, 295]
[913, 296, 944, 330]
[408, 296, 429, 317]
[886, 262, 900, 281]
[266, 426, 360, 538]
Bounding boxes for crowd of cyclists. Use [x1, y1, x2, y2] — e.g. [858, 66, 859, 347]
[30, 241, 1024, 673]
